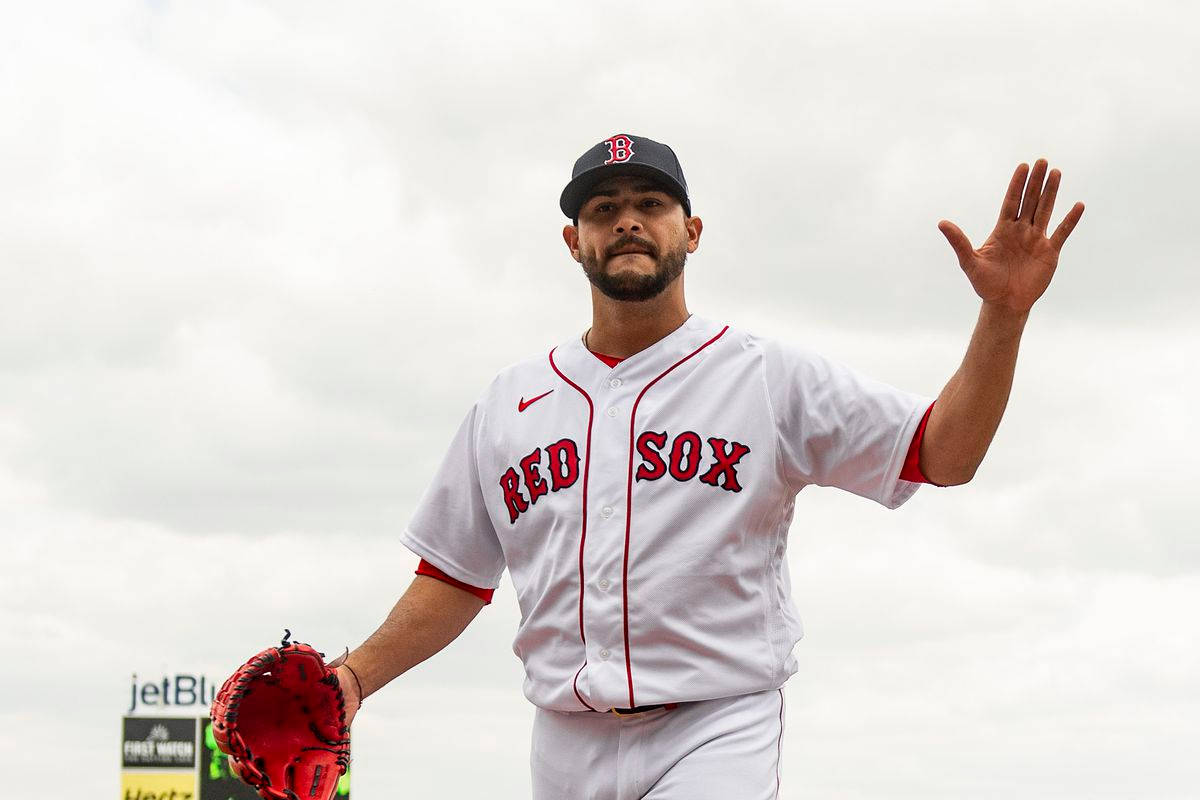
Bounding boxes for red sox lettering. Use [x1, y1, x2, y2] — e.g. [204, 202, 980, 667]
[635, 431, 751, 491]
[500, 437, 581, 523]
[500, 431, 751, 524]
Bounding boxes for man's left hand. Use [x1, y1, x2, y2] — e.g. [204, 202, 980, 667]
[938, 158, 1085, 314]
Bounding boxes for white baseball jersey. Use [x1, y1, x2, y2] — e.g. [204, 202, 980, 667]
[400, 313, 931, 713]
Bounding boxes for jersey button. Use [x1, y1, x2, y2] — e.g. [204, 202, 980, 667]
[609, 378, 622, 389]
[599, 649, 611, 660]
[600, 506, 613, 519]
[606, 406, 618, 417]
[598, 578, 610, 590]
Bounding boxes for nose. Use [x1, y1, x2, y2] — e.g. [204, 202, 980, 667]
[614, 213, 642, 234]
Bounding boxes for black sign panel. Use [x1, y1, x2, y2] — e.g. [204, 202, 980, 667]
[122, 717, 198, 768]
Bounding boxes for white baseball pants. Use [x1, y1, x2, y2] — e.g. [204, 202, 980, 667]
[530, 686, 787, 800]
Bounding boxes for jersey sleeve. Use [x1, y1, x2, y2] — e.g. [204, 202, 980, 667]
[762, 339, 933, 509]
[400, 400, 507, 590]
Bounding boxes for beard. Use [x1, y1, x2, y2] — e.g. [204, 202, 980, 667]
[580, 236, 688, 302]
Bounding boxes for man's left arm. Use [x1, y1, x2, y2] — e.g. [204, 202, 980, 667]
[918, 158, 1085, 487]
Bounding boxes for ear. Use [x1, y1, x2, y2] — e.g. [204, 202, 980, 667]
[685, 215, 703, 253]
[562, 224, 582, 262]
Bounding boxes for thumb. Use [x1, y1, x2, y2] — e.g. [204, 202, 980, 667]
[937, 220, 974, 268]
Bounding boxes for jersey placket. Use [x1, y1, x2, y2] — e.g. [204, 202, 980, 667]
[578, 365, 632, 709]
[577, 320, 729, 711]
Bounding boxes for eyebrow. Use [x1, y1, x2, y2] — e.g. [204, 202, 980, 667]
[588, 183, 670, 199]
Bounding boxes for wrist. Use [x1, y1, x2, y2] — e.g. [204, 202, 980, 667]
[980, 300, 1030, 330]
[339, 663, 364, 709]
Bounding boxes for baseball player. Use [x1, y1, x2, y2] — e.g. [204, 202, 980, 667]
[332, 134, 1084, 798]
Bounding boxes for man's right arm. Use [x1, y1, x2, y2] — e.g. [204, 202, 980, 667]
[336, 574, 487, 724]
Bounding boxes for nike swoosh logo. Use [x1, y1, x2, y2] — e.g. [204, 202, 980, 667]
[518, 390, 554, 412]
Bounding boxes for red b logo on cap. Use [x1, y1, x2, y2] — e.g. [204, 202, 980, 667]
[604, 135, 635, 165]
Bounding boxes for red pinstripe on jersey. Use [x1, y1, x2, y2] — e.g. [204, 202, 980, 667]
[548, 346, 600, 712]
[621, 324, 729, 708]
[774, 687, 785, 798]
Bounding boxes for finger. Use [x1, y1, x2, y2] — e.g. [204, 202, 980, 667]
[998, 162, 1028, 223]
[937, 220, 975, 267]
[1033, 168, 1060, 235]
[1019, 158, 1049, 224]
[1049, 202, 1085, 251]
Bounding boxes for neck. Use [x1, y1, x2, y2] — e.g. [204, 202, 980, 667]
[586, 281, 690, 359]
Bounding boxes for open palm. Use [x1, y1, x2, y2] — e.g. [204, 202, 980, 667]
[938, 159, 1085, 314]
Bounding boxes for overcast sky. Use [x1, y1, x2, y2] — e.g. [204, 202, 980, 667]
[2, 1, 1198, 797]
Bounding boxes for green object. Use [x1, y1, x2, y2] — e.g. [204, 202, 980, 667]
[203, 720, 232, 780]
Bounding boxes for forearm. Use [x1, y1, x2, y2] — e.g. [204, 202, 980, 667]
[343, 574, 486, 700]
[920, 301, 1029, 485]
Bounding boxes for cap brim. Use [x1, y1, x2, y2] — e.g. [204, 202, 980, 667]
[560, 163, 690, 219]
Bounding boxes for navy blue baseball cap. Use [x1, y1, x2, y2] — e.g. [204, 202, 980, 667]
[560, 134, 691, 220]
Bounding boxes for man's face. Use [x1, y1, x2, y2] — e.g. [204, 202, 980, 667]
[565, 175, 699, 302]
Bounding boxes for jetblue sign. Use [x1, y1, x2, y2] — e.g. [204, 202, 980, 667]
[127, 673, 218, 714]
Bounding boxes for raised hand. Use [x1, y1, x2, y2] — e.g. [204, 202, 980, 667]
[937, 158, 1085, 314]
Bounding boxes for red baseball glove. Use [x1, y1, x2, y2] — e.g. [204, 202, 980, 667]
[211, 631, 351, 800]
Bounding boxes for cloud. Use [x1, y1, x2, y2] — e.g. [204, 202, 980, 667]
[2, 1, 1197, 797]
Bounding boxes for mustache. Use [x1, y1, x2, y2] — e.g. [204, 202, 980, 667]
[605, 235, 659, 259]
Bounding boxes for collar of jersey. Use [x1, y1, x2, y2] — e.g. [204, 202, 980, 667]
[553, 313, 722, 386]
